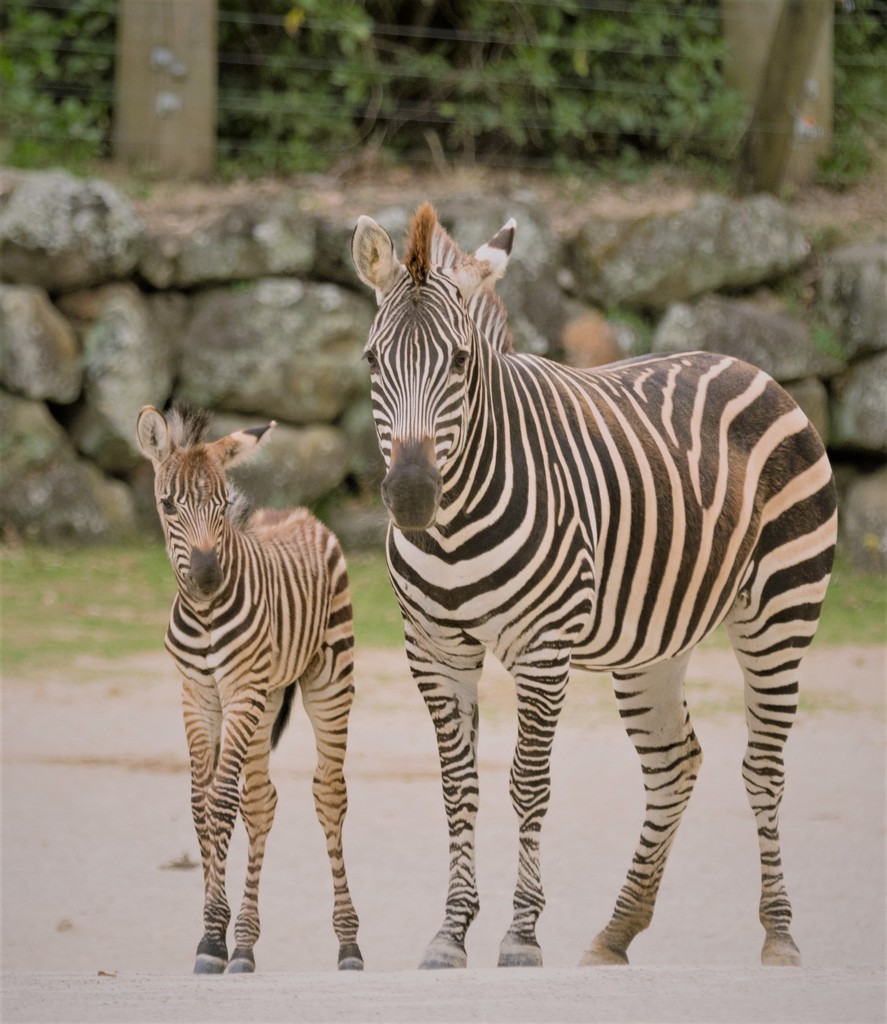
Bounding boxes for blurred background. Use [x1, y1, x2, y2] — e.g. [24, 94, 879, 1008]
[0, 1, 884, 661]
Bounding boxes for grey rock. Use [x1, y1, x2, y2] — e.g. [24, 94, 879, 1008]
[783, 377, 830, 446]
[339, 397, 385, 495]
[177, 279, 374, 425]
[440, 198, 568, 355]
[0, 170, 144, 291]
[0, 390, 135, 543]
[326, 499, 390, 551]
[829, 351, 887, 453]
[840, 465, 887, 573]
[138, 198, 317, 289]
[66, 284, 178, 472]
[652, 296, 845, 382]
[569, 193, 811, 311]
[209, 414, 349, 509]
[818, 241, 887, 359]
[0, 285, 81, 402]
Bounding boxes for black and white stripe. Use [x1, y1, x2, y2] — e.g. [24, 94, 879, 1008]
[351, 204, 836, 969]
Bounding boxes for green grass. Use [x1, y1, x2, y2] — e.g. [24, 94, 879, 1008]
[0, 545, 883, 677]
[0, 543, 404, 675]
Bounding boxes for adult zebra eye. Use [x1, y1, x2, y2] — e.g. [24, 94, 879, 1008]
[364, 350, 379, 372]
[452, 350, 469, 371]
[160, 497, 176, 516]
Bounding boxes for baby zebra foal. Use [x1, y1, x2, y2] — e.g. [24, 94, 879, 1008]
[137, 404, 362, 974]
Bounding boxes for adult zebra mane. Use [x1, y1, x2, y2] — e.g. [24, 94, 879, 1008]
[166, 404, 253, 530]
[404, 202, 514, 354]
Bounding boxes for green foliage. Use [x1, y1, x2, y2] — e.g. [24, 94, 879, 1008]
[0, 0, 115, 167]
[0, 1, 882, 181]
[215, 0, 747, 174]
[818, 0, 887, 188]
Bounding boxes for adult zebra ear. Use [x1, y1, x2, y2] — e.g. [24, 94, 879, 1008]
[210, 421, 277, 469]
[450, 218, 516, 302]
[137, 405, 173, 468]
[351, 216, 404, 303]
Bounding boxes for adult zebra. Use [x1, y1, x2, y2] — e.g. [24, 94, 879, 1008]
[351, 203, 836, 970]
[137, 404, 363, 974]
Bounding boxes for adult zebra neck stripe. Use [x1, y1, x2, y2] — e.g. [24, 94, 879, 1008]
[382, 437, 442, 532]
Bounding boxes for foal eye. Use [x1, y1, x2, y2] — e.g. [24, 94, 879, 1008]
[160, 497, 176, 515]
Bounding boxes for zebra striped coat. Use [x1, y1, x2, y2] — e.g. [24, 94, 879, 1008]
[136, 404, 362, 974]
[351, 203, 836, 970]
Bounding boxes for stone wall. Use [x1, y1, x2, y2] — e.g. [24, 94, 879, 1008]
[1, 169, 884, 570]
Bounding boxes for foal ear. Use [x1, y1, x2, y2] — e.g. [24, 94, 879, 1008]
[210, 421, 277, 469]
[450, 218, 516, 302]
[136, 406, 173, 467]
[351, 216, 404, 303]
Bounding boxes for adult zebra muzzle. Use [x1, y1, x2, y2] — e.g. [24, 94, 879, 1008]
[381, 438, 442, 532]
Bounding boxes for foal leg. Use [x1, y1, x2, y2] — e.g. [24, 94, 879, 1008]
[300, 642, 363, 970]
[498, 645, 570, 967]
[407, 626, 486, 970]
[228, 689, 284, 973]
[582, 652, 701, 966]
[181, 678, 227, 973]
[188, 677, 269, 974]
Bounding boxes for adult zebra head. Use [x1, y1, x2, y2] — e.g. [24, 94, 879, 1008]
[351, 203, 515, 532]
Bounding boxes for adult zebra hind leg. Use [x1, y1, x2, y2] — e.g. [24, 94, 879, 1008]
[725, 532, 834, 966]
[581, 652, 701, 966]
[300, 641, 363, 971]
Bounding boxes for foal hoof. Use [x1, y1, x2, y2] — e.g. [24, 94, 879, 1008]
[419, 938, 467, 969]
[227, 948, 256, 974]
[579, 939, 629, 966]
[193, 954, 227, 974]
[762, 933, 801, 967]
[498, 933, 542, 967]
[338, 942, 365, 971]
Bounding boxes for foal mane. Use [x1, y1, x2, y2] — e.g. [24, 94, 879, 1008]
[403, 202, 514, 354]
[166, 403, 253, 530]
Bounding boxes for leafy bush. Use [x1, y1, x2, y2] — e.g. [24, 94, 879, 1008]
[215, 0, 747, 173]
[0, 0, 881, 180]
[0, 0, 115, 168]
[818, 0, 887, 188]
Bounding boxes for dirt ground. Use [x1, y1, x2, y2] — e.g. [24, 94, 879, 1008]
[1, 642, 884, 1022]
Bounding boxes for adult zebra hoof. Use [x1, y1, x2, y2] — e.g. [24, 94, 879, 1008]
[579, 939, 629, 966]
[227, 948, 256, 973]
[498, 933, 542, 967]
[418, 938, 467, 969]
[338, 943, 365, 971]
[762, 933, 801, 967]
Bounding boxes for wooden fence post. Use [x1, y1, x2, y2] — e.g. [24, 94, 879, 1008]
[727, 0, 833, 194]
[113, 0, 217, 178]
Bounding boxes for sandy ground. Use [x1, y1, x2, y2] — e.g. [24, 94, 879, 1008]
[1, 643, 885, 1023]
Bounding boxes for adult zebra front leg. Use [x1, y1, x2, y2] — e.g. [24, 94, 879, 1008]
[498, 646, 570, 967]
[409, 628, 485, 970]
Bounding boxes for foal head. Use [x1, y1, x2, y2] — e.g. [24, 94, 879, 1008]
[137, 405, 274, 603]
